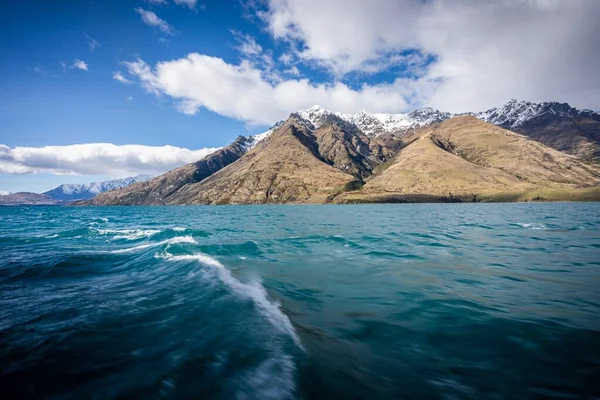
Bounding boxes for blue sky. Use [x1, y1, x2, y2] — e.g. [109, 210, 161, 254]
[1, 0, 598, 193]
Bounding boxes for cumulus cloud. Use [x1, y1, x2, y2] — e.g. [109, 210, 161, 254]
[135, 8, 174, 35]
[0, 143, 220, 177]
[113, 71, 133, 84]
[117, 0, 599, 122]
[257, 0, 600, 112]
[122, 55, 413, 124]
[71, 59, 88, 71]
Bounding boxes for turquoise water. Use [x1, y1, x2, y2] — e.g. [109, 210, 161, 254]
[1, 204, 599, 399]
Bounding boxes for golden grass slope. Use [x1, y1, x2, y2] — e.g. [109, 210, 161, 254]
[337, 116, 600, 202]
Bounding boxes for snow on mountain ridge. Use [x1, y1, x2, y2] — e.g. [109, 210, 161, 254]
[298, 105, 452, 137]
[476, 99, 600, 128]
[249, 100, 599, 146]
[44, 175, 152, 201]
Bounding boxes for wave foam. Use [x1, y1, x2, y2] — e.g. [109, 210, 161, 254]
[97, 228, 161, 240]
[112, 236, 197, 254]
[161, 252, 303, 350]
[517, 223, 548, 230]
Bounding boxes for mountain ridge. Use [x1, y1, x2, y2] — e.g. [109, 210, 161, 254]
[78, 99, 600, 206]
[43, 175, 152, 201]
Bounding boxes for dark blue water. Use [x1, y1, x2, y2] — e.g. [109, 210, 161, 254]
[1, 204, 599, 399]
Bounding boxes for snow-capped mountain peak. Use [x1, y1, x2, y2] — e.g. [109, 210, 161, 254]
[254, 99, 599, 145]
[298, 105, 335, 129]
[43, 175, 152, 201]
[476, 99, 600, 129]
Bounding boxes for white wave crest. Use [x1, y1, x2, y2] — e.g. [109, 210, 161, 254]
[172, 227, 186, 232]
[517, 223, 548, 230]
[111, 236, 197, 254]
[161, 252, 303, 350]
[97, 228, 161, 240]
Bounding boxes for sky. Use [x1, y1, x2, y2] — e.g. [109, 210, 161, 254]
[1, 0, 599, 193]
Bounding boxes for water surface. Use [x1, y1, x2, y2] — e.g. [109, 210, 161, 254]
[1, 204, 599, 399]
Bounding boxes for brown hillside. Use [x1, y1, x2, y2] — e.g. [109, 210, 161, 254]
[168, 116, 355, 204]
[337, 116, 600, 202]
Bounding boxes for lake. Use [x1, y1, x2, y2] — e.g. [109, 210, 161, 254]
[1, 204, 599, 399]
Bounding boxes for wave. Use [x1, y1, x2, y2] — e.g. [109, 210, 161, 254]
[96, 228, 161, 240]
[111, 236, 197, 254]
[160, 252, 303, 350]
[516, 223, 548, 230]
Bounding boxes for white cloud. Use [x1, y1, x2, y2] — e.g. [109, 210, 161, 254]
[115, 0, 599, 122]
[284, 66, 300, 76]
[232, 31, 263, 57]
[85, 34, 100, 52]
[122, 55, 413, 124]
[0, 143, 220, 177]
[71, 59, 88, 71]
[174, 0, 197, 9]
[257, 0, 600, 112]
[146, 0, 167, 4]
[126, 96, 134, 102]
[113, 71, 133, 84]
[135, 7, 174, 35]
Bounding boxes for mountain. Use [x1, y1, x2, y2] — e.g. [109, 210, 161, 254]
[298, 101, 600, 161]
[336, 117, 600, 203]
[81, 136, 256, 205]
[44, 175, 152, 202]
[298, 105, 451, 138]
[476, 99, 600, 161]
[162, 115, 358, 204]
[0, 192, 62, 206]
[77, 100, 600, 206]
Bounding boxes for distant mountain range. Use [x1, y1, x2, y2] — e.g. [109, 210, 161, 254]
[0, 192, 62, 206]
[0, 175, 151, 205]
[42, 175, 152, 202]
[81, 99, 600, 206]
